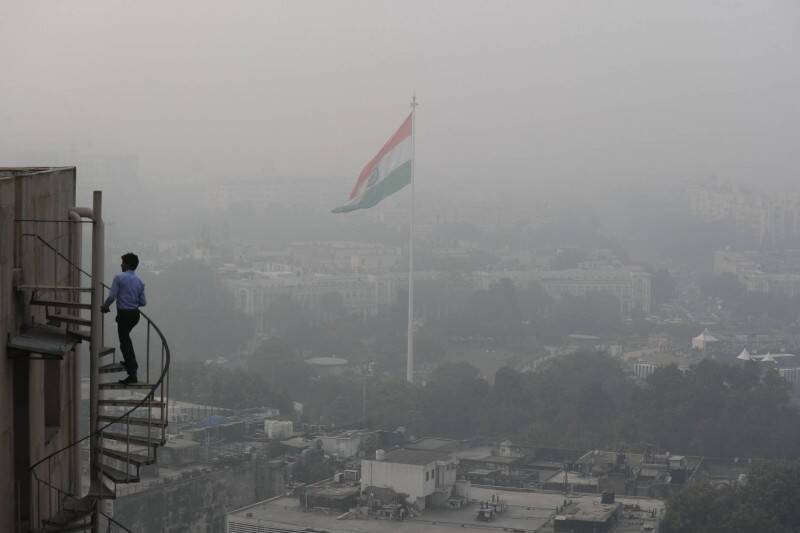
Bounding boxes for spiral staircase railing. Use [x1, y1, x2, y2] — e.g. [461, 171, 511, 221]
[21, 232, 170, 533]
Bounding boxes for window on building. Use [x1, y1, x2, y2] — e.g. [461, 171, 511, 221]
[425, 471, 429, 481]
[44, 360, 61, 442]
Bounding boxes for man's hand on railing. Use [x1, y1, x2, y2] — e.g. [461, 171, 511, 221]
[101, 304, 111, 313]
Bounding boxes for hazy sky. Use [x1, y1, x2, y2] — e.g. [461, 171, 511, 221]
[2, 1, 798, 193]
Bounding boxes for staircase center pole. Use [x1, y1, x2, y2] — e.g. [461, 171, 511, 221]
[68, 209, 83, 496]
[89, 191, 104, 533]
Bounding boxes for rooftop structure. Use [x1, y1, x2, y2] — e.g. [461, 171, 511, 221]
[554, 500, 622, 533]
[226, 486, 664, 533]
[406, 437, 461, 452]
[380, 448, 453, 466]
[361, 448, 458, 509]
[318, 430, 367, 458]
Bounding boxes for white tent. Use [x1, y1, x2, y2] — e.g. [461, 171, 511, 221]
[759, 352, 776, 363]
[755, 352, 795, 362]
[736, 348, 753, 361]
[692, 328, 719, 350]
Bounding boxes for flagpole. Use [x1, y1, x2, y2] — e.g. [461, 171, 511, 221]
[407, 94, 418, 383]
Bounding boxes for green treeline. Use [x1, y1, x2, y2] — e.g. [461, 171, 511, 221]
[174, 350, 800, 460]
[662, 460, 800, 533]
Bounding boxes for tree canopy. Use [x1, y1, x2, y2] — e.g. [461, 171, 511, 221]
[661, 460, 800, 533]
[245, 349, 800, 459]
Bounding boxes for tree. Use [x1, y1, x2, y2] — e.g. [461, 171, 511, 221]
[661, 460, 800, 533]
[478, 367, 533, 435]
[524, 352, 631, 448]
[171, 361, 290, 411]
[418, 363, 490, 437]
[632, 361, 800, 457]
[248, 338, 312, 399]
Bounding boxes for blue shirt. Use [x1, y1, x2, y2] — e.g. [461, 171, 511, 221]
[104, 270, 147, 311]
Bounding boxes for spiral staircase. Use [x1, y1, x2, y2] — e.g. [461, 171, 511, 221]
[15, 193, 170, 533]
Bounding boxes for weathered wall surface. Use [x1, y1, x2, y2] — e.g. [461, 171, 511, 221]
[113, 458, 285, 533]
[0, 168, 78, 532]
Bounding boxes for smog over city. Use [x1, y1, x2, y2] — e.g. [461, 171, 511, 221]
[1, 2, 799, 532]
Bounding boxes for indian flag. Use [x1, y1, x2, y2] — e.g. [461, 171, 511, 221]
[333, 113, 413, 213]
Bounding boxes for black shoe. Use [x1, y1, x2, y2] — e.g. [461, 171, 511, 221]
[118, 375, 138, 385]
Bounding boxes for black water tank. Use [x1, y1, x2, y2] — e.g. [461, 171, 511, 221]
[601, 491, 615, 504]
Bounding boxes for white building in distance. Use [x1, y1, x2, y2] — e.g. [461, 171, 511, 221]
[361, 448, 458, 510]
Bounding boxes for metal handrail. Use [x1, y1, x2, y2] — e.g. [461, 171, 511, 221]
[99, 511, 134, 533]
[24, 232, 170, 530]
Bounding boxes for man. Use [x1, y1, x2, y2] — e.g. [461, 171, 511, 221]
[101, 252, 147, 385]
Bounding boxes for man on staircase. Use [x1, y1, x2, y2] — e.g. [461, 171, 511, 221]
[101, 252, 147, 385]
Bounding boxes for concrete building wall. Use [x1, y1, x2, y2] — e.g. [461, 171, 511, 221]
[114, 458, 285, 533]
[320, 434, 361, 458]
[0, 167, 79, 531]
[431, 460, 457, 492]
[361, 460, 426, 501]
[0, 175, 16, 533]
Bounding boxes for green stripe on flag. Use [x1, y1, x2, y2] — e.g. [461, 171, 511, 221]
[332, 161, 412, 213]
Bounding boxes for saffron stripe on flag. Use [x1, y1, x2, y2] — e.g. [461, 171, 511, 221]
[348, 113, 412, 200]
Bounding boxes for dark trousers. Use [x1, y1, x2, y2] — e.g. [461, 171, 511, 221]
[116, 309, 141, 377]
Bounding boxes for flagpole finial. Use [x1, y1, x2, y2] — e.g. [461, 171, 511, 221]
[411, 92, 418, 111]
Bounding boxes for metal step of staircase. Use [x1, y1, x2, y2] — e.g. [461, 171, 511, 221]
[99, 398, 164, 408]
[42, 508, 91, 528]
[16, 284, 93, 292]
[67, 329, 91, 342]
[88, 481, 117, 500]
[98, 415, 167, 428]
[100, 431, 162, 447]
[99, 381, 151, 390]
[63, 495, 95, 513]
[99, 346, 115, 357]
[99, 362, 126, 374]
[31, 298, 92, 310]
[47, 314, 92, 328]
[99, 446, 155, 466]
[34, 521, 93, 533]
[99, 464, 140, 484]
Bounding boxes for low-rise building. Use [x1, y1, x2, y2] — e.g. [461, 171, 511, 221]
[543, 470, 602, 493]
[225, 485, 663, 533]
[319, 430, 365, 459]
[474, 265, 652, 315]
[778, 367, 800, 386]
[459, 455, 524, 478]
[633, 362, 658, 379]
[361, 448, 458, 509]
[714, 249, 800, 296]
[553, 499, 622, 533]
